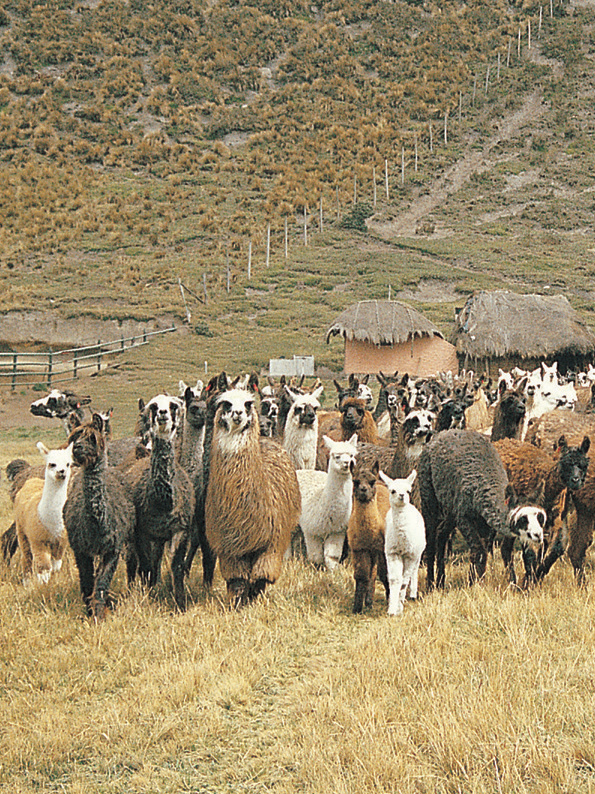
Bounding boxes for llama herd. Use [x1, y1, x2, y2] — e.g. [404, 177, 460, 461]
[3, 359, 595, 619]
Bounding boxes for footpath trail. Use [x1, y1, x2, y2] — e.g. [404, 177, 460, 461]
[368, 90, 548, 239]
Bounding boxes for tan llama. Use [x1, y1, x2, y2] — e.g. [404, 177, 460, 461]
[14, 442, 73, 585]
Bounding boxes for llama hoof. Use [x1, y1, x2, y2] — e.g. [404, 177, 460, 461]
[37, 570, 51, 585]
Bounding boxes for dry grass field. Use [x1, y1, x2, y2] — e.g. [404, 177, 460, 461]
[1, 420, 595, 794]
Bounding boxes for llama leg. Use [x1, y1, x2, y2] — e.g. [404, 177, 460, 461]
[74, 551, 95, 615]
[92, 551, 121, 620]
[521, 544, 538, 588]
[566, 510, 594, 585]
[435, 520, 453, 589]
[17, 530, 33, 585]
[500, 536, 517, 585]
[303, 532, 324, 568]
[1, 522, 18, 565]
[50, 537, 66, 573]
[352, 550, 372, 614]
[323, 533, 345, 570]
[407, 558, 421, 600]
[248, 579, 267, 601]
[32, 541, 53, 585]
[386, 554, 404, 616]
[170, 532, 189, 611]
[377, 550, 390, 602]
[366, 557, 378, 609]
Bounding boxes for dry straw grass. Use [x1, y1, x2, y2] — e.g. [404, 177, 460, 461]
[2, 448, 595, 794]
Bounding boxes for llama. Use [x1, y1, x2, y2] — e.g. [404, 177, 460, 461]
[347, 460, 390, 613]
[494, 436, 590, 585]
[296, 434, 358, 570]
[64, 414, 136, 619]
[419, 429, 531, 589]
[176, 380, 216, 587]
[205, 388, 301, 607]
[379, 469, 426, 616]
[14, 442, 73, 585]
[126, 394, 195, 610]
[283, 384, 324, 470]
[490, 383, 526, 441]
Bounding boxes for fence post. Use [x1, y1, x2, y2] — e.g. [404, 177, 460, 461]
[73, 349, 78, 379]
[12, 352, 17, 392]
[47, 349, 53, 387]
[97, 340, 102, 372]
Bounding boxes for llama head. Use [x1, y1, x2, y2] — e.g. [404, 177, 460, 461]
[352, 460, 380, 504]
[508, 505, 546, 546]
[340, 397, 368, 434]
[30, 389, 91, 419]
[541, 361, 559, 387]
[216, 389, 256, 438]
[323, 433, 358, 476]
[287, 385, 323, 428]
[145, 394, 183, 441]
[182, 383, 207, 430]
[68, 413, 109, 467]
[379, 469, 417, 508]
[401, 409, 435, 448]
[556, 435, 590, 491]
[356, 377, 373, 408]
[37, 441, 74, 484]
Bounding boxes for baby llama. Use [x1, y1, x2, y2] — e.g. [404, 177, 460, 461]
[14, 442, 73, 585]
[297, 434, 358, 570]
[379, 469, 426, 616]
[205, 388, 301, 607]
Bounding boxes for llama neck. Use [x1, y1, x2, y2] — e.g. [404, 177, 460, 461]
[543, 463, 564, 511]
[37, 477, 69, 538]
[82, 451, 109, 527]
[325, 466, 353, 502]
[150, 435, 176, 510]
[178, 421, 205, 475]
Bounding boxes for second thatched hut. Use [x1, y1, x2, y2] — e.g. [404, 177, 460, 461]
[326, 299, 458, 376]
[451, 290, 595, 376]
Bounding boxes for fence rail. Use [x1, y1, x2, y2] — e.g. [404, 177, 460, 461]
[0, 326, 177, 390]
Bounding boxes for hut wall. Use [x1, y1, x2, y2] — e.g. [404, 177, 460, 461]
[345, 336, 458, 376]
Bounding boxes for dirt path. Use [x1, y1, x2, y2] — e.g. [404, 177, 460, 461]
[368, 90, 548, 239]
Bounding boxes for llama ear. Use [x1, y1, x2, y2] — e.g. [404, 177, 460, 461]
[556, 435, 568, 453]
[312, 385, 324, 401]
[92, 413, 104, 433]
[504, 483, 517, 508]
[371, 460, 380, 477]
[348, 432, 358, 447]
[407, 469, 417, 488]
[322, 435, 333, 450]
[378, 470, 390, 487]
[581, 435, 591, 455]
[284, 385, 296, 403]
[37, 441, 49, 457]
[138, 398, 145, 412]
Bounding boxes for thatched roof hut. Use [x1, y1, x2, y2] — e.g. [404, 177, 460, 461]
[451, 290, 595, 375]
[326, 300, 458, 376]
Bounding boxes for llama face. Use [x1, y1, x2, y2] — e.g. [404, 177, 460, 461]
[217, 389, 255, 436]
[68, 416, 107, 467]
[289, 386, 322, 428]
[352, 464, 379, 504]
[146, 394, 183, 441]
[37, 442, 74, 484]
[30, 389, 91, 419]
[402, 410, 435, 451]
[340, 398, 367, 433]
[557, 436, 590, 491]
[379, 469, 417, 508]
[323, 434, 358, 476]
[356, 382, 373, 408]
[183, 385, 207, 430]
[508, 506, 546, 546]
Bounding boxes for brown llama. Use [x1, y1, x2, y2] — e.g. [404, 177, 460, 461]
[205, 388, 301, 607]
[347, 460, 390, 613]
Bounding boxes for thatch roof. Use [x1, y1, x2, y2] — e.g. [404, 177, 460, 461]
[326, 300, 444, 346]
[451, 290, 595, 359]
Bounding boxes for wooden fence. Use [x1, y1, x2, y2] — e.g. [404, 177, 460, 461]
[0, 326, 176, 391]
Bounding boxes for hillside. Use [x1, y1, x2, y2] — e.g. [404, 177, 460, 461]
[0, 0, 594, 394]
